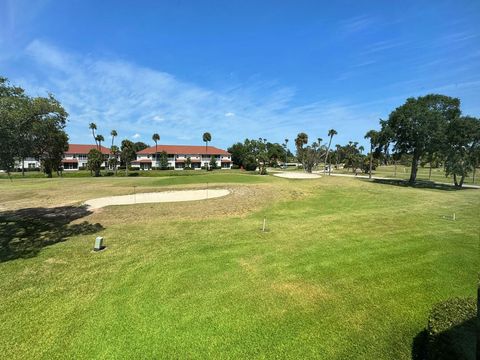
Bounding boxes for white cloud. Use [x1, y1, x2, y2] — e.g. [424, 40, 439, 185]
[132, 133, 141, 139]
[15, 39, 383, 148]
[339, 15, 375, 34]
[153, 115, 165, 122]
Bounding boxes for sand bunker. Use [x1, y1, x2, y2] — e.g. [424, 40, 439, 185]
[273, 172, 321, 179]
[85, 189, 230, 209]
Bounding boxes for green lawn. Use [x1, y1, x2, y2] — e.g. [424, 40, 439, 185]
[332, 164, 479, 185]
[0, 174, 478, 359]
[0, 169, 246, 179]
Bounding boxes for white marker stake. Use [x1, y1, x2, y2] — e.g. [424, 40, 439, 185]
[262, 217, 266, 232]
[453, 213, 456, 221]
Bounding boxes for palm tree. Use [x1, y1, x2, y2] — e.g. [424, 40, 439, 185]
[203, 132, 212, 168]
[152, 133, 160, 169]
[364, 130, 379, 179]
[110, 130, 117, 148]
[89, 123, 97, 146]
[203, 132, 212, 153]
[109, 130, 117, 170]
[95, 135, 105, 150]
[324, 129, 337, 174]
[110, 145, 119, 176]
[284, 138, 289, 168]
[295, 133, 308, 171]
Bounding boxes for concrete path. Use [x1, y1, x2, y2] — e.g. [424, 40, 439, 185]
[85, 189, 231, 209]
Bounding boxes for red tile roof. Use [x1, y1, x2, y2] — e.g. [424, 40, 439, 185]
[66, 144, 110, 155]
[137, 145, 230, 156]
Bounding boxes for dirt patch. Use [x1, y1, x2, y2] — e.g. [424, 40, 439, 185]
[271, 280, 332, 307]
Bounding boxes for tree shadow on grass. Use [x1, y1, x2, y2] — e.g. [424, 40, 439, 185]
[411, 318, 477, 360]
[0, 205, 103, 263]
[368, 178, 475, 191]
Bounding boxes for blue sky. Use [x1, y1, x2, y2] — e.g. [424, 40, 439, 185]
[1, 0, 479, 150]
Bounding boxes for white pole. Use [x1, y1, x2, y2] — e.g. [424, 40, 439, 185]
[453, 213, 456, 221]
[262, 217, 266, 232]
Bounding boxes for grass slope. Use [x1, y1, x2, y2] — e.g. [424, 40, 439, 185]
[0, 175, 478, 359]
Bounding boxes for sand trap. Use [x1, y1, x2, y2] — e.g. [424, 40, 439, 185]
[273, 172, 321, 179]
[85, 189, 230, 209]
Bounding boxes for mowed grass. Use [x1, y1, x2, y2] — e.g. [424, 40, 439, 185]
[0, 175, 478, 359]
[333, 164, 480, 185]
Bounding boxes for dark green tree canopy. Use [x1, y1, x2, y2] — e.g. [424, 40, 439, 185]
[202, 132, 212, 143]
[134, 142, 149, 152]
[87, 148, 104, 177]
[381, 94, 461, 183]
[443, 116, 480, 187]
[1, 77, 69, 177]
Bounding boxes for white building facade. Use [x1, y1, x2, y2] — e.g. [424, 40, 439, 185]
[132, 145, 232, 170]
[11, 144, 232, 172]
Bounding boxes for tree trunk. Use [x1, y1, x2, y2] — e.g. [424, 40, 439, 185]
[409, 155, 419, 184]
[429, 164, 432, 180]
[459, 174, 465, 188]
[126, 162, 129, 176]
[21, 158, 25, 177]
[453, 173, 459, 187]
[368, 146, 373, 179]
[394, 161, 397, 177]
[324, 136, 333, 175]
[473, 167, 476, 184]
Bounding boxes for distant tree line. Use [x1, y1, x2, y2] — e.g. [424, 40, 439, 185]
[228, 138, 294, 174]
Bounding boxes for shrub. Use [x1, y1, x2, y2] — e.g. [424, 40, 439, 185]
[426, 297, 477, 360]
[127, 172, 139, 177]
[231, 164, 240, 170]
[244, 162, 257, 171]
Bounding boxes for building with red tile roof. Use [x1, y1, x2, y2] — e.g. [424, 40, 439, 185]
[133, 144, 232, 170]
[14, 143, 232, 171]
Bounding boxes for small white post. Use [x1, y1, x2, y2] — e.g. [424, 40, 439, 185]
[453, 213, 456, 221]
[262, 217, 266, 232]
[94, 236, 104, 251]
